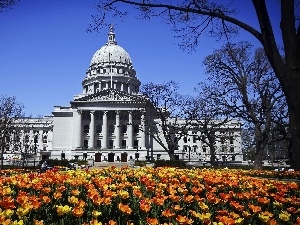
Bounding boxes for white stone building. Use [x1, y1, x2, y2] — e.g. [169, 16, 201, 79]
[5, 26, 243, 163]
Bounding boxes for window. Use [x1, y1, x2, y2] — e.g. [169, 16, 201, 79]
[121, 125, 127, 133]
[96, 140, 101, 148]
[95, 112, 102, 120]
[221, 137, 225, 144]
[232, 155, 236, 161]
[122, 140, 126, 148]
[230, 147, 234, 153]
[184, 137, 187, 143]
[108, 112, 116, 120]
[202, 147, 206, 153]
[120, 113, 128, 120]
[83, 140, 88, 149]
[134, 140, 139, 148]
[84, 125, 89, 134]
[221, 146, 226, 152]
[230, 137, 234, 144]
[133, 125, 139, 134]
[109, 124, 115, 134]
[34, 135, 38, 144]
[109, 140, 114, 149]
[43, 135, 47, 144]
[96, 124, 102, 134]
[82, 111, 91, 120]
[193, 136, 197, 143]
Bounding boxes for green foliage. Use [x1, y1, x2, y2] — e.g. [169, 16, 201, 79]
[134, 160, 147, 167]
[39, 159, 88, 167]
[154, 159, 186, 168]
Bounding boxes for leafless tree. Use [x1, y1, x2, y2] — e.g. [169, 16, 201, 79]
[0, 95, 25, 169]
[0, 0, 19, 12]
[188, 82, 236, 166]
[203, 42, 287, 169]
[91, 0, 300, 169]
[139, 81, 193, 160]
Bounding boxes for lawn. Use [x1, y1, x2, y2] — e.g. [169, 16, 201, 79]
[0, 167, 300, 225]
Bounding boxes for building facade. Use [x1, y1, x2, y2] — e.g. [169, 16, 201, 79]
[6, 26, 243, 163]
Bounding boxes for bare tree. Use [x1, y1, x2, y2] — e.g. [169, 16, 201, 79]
[91, 0, 300, 169]
[139, 81, 193, 160]
[0, 0, 19, 12]
[0, 95, 25, 169]
[189, 82, 236, 166]
[203, 42, 287, 169]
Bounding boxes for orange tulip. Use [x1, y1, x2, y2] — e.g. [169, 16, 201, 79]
[146, 217, 159, 225]
[53, 192, 63, 200]
[162, 209, 175, 218]
[118, 203, 132, 215]
[175, 215, 193, 224]
[216, 215, 235, 225]
[71, 189, 80, 196]
[89, 219, 102, 225]
[72, 206, 84, 217]
[140, 202, 151, 213]
[258, 197, 270, 205]
[107, 220, 117, 225]
[33, 219, 44, 225]
[248, 204, 262, 213]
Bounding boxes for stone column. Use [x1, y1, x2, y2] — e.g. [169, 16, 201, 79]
[141, 112, 146, 149]
[127, 84, 131, 94]
[121, 83, 124, 92]
[115, 111, 120, 149]
[76, 110, 82, 148]
[102, 111, 108, 148]
[106, 82, 109, 89]
[88, 110, 95, 149]
[128, 111, 133, 149]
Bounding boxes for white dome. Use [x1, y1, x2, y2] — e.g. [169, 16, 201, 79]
[90, 25, 133, 66]
[90, 44, 132, 66]
[82, 25, 140, 96]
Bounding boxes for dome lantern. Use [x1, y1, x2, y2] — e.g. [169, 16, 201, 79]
[107, 24, 117, 45]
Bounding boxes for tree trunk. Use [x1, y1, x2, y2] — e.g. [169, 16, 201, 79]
[209, 146, 217, 166]
[287, 99, 300, 170]
[168, 152, 175, 161]
[253, 148, 264, 170]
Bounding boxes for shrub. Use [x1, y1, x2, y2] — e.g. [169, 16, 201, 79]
[154, 159, 186, 168]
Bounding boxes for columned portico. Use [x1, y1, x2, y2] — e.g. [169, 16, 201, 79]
[102, 111, 108, 148]
[88, 110, 95, 149]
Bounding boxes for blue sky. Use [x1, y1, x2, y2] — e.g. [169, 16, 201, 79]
[0, 0, 281, 117]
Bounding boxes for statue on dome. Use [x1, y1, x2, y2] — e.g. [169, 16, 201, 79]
[109, 24, 114, 33]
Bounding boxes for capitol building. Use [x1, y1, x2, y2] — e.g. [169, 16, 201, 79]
[6, 26, 243, 164]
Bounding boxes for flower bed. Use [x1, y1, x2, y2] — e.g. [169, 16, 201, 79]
[1, 167, 300, 225]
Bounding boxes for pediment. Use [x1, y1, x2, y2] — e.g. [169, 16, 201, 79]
[74, 89, 145, 103]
